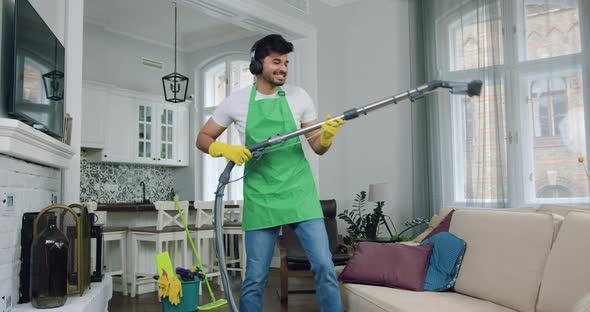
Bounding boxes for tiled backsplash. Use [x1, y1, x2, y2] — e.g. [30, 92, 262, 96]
[80, 160, 174, 203]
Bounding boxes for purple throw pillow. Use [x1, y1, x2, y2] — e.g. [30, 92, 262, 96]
[339, 242, 433, 291]
[423, 209, 455, 241]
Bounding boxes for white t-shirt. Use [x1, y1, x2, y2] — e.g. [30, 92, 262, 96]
[211, 84, 318, 144]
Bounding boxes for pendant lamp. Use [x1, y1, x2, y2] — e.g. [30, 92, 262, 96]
[162, 1, 188, 103]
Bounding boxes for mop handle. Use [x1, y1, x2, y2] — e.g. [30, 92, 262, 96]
[173, 195, 218, 301]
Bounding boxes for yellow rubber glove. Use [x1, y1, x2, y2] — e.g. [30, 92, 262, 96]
[208, 142, 252, 166]
[320, 114, 345, 147]
[168, 276, 183, 305]
[156, 275, 169, 299]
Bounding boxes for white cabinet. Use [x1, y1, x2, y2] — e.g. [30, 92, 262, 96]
[84, 90, 135, 163]
[81, 83, 107, 149]
[135, 100, 156, 164]
[82, 81, 189, 167]
[133, 98, 189, 166]
[101, 92, 135, 162]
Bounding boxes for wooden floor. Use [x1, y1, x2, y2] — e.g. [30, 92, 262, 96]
[108, 268, 322, 312]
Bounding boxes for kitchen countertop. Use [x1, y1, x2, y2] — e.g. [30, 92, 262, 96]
[96, 202, 239, 212]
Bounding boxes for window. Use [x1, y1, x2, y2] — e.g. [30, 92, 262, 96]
[519, 0, 581, 61]
[448, 1, 503, 71]
[438, 0, 589, 205]
[531, 78, 567, 138]
[200, 56, 253, 201]
[452, 80, 507, 203]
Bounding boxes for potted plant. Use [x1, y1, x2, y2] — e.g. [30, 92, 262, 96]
[338, 190, 428, 248]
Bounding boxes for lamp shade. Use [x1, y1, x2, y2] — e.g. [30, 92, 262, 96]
[368, 182, 391, 202]
[162, 72, 189, 103]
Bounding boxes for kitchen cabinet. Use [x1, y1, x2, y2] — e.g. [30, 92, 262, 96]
[83, 81, 189, 167]
[134, 97, 189, 166]
[84, 88, 135, 163]
[81, 82, 107, 149]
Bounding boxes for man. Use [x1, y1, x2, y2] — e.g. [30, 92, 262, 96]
[196, 34, 344, 312]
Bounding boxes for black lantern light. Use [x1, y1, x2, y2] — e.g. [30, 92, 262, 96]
[43, 38, 64, 101]
[162, 2, 188, 103]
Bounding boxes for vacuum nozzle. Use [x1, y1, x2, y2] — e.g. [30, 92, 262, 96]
[467, 80, 483, 97]
[428, 80, 483, 97]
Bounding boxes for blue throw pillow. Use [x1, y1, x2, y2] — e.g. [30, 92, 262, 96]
[420, 232, 466, 291]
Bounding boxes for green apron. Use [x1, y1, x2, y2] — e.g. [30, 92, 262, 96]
[242, 83, 323, 231]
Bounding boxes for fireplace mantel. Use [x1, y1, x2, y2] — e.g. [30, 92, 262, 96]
[0, 118, 76, 169]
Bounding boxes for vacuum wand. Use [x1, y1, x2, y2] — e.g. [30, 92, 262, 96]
[246, 79, 482, 153]
[213, 79, 482, 312]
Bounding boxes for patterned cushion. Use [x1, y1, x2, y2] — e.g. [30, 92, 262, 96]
[421, 232, 466, 291]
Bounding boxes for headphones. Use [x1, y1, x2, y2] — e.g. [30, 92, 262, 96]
[249, 45, 263, 75]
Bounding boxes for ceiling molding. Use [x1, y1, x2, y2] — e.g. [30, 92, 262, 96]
[319, 0, 361, 7]
[85, 17, 254, 53]
[85, 18, 189, 52]
[183, 27, 255, 52]
[180, 0, 317, 40]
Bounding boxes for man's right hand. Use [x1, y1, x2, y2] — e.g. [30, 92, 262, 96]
[208, 142, 252, 166]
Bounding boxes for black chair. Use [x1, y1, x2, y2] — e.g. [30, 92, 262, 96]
[276, 199, 349, 302]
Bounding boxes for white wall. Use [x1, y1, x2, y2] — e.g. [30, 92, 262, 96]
[309, 0, 416, 230]
[83, 22, 190, 95]
[62, 0, 84, 205]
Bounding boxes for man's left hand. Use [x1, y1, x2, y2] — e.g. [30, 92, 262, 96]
[320, 114, 344, 147]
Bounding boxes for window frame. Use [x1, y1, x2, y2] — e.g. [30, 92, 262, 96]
[197, 53, 252, 201]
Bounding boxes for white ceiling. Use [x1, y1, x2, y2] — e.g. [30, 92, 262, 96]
[84, 0, 258, 52]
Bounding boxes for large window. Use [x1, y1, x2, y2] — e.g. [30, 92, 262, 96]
[200, 56, 253, 201]
[438, 0, 589, 206]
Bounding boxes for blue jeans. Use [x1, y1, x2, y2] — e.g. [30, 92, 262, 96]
[239, 218, 342, 312]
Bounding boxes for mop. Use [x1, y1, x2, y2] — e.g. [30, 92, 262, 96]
[173, 195, 228, 310]
[210, 79, 483, 312]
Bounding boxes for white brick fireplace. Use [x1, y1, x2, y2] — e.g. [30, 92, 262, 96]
[0, 118, 75, 309]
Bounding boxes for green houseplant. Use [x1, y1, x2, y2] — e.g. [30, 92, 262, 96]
[338, 190, 428, 248]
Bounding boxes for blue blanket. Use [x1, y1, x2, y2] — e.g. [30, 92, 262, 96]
[421, 232, 466, 291]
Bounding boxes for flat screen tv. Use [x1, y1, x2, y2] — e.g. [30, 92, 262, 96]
[2, 0, 65, 139]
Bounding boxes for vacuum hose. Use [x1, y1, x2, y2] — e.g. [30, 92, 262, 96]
[213, 80, 482, 312]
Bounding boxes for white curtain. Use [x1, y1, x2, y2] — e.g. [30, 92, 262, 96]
[422, 0, 589, 211]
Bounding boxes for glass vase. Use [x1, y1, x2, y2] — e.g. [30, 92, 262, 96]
[30, 214, 69, 308]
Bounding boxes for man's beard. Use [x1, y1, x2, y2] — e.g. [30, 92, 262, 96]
[262, 71, 287, 87]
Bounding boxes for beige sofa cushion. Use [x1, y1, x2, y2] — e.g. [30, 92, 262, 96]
[537, 204, 589, 218]
[536, 212, 590, 312]
[450, 209, 554, 312]
[340, 282, 516, 312]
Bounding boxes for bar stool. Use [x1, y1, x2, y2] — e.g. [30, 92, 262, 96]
[103, 226, 128, 295]
[129, 200, 189, 298]
[223, 200, 246, 281]
[189, 200, 222, 295]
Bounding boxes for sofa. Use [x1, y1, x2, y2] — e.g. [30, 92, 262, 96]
[336, 205, 590, 312]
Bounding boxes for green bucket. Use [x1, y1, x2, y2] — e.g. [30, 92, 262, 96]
[161, 279, 200, 312]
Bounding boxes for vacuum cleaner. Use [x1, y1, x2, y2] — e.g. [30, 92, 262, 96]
[213, 79, 483, 311]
